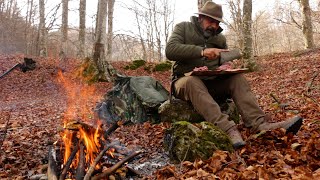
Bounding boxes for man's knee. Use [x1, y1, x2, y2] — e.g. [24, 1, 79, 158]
[175, 76, 205, 90]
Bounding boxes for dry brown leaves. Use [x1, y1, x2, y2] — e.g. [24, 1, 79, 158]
[1, 51, 320, 179]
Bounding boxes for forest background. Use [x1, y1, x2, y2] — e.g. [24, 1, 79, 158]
[1, 0, 320, 63]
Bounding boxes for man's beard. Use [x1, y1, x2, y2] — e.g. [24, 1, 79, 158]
[203, 27, 217, 39]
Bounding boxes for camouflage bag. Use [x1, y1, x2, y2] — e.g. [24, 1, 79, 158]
[96, 75, 169, 124]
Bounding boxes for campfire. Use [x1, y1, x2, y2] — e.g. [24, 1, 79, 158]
[47, 71, 141, 179]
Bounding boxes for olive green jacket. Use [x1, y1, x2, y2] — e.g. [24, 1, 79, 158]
[165, 16, 228, 78]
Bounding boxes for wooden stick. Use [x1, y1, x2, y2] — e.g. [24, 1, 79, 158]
[83, 142, 117, 180]
[76, 143, 85, 180]
[307, 71, 319, 92]
[91, 150, 143, 180]
[103, 123, 119, 139]
[270, 93, 281, 104]
[59, 144, 79, 180]
[48, 145, 58, 180]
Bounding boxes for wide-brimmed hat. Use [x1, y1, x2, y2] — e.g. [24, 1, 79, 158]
[195, 1, 225, 24]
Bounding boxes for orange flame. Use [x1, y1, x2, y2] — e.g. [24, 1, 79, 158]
[107, 148, 115, 158]
[57, 70, 103, 168]
[62, 131, 73, 164]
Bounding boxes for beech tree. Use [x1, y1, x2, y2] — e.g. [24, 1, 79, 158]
[298, 0, 315, 49]
[92, 0, 117, 81]
[60, 0, 68, 59]
[106, 0, 115, 61]
[38, 0, 47, 57]
[78, 0, 86, 58]
[242, 0, 256, 71]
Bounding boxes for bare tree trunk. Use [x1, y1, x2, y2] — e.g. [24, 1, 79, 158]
[60, 0, 68, 59]
[106, 0, 115, 61]
[151, 0, 162, 61]
[38, 0, 47, 57]
[298, 0, 314, 49]
[78, 0, 86, 58]
[93, 0, 117, 81]
[242, 0, 256, 71]
[94, 0, 107, 79]
[25, 0, 34, 55]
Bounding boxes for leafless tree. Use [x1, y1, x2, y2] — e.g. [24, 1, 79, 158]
[38, 0, 47, 56]
[129, 0, 175, 62]
[298, 0, 315, 49]
[93, 0, 117, 81]
[242, 0, 256, 70]
[78, 0, 86, 58]
[106, 0, 115, 61]
[60, 0, 68, 59]
[226, 0, 243, 49]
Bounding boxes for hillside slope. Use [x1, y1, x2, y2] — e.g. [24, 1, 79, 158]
[0, 51, 319, 179]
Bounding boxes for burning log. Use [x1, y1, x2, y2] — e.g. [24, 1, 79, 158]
[91, 150, 143, 180]
[59, 143, 79, 180]
[76, 143, 85, 180]
[48, 145, 59, 180]
[83, 142, 117, 180]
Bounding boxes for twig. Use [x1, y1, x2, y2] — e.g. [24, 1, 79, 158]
[303, 93, 320, 107]
[306, 71, 319, 92]
[59, 144, 80, 180]
[83, 142, 117, 180]
[91, 150, 143, 180]
[269, 93, 280, 104]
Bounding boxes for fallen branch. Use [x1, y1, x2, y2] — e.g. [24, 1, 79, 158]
[59, 143, 79, 180]
[83, 142, 117, 180]
[306, 71, 319, 92]
[303, 93, 320, 107]
[269, 93, 289, 109]
[91, 150, 143, 180]
[270, 93, 280, 104]
[48, 145, 59, 180]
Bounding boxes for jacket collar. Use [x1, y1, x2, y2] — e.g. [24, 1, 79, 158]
[190, 16, 223, 36]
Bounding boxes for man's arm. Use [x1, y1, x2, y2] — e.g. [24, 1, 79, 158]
[165, 22, 203, 61]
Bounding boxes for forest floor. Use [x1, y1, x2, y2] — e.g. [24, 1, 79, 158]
[0, 50, 319, 179]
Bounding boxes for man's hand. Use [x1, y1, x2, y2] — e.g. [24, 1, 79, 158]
[203, 48, 229, 60]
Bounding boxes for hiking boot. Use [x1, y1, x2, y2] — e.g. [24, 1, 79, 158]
[257, 115, 303, 134]
[226, 126, 246, 149]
